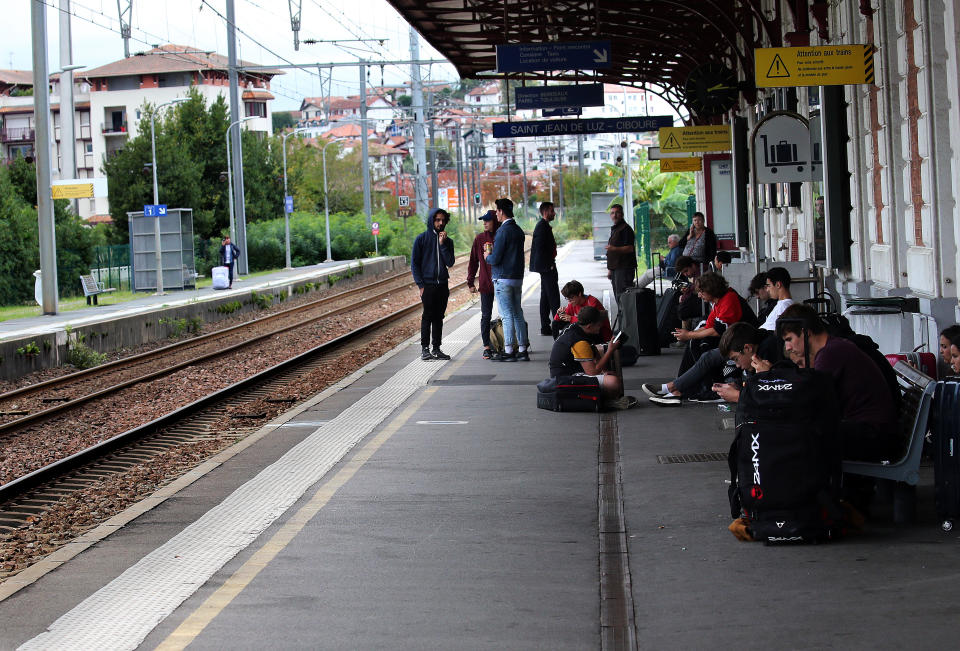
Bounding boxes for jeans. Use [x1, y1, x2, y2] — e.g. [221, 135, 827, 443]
[538, 267, 561, 330]
[479, 292, 494, 347]
[420, 283, 449, 349]
[494, 280, 528, 349]
[674, 347, 725, 395]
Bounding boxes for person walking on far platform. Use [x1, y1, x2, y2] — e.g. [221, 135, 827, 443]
[412, 208, 456, 361]
[219, 236, 240, 289]
[468, 209, 500, 359]
[530, 201, 561, 336]
[486, 198, 530, 361]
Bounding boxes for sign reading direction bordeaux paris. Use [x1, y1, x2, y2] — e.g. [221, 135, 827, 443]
[514, 84, 604, 110]
[493, 115, 673, 139]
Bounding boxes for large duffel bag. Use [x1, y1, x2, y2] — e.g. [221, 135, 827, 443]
[211, 266, 230, 290]
[933, 380, 960, 532]
[618, 286, 660, 356]
[536, 375, 602, 412]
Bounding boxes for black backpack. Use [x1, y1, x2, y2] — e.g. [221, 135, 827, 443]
[729, 363, 843, 543]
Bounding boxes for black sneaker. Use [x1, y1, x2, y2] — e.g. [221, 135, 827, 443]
[539, 327, 552, 336]
[421, 347, 433, 361]
[496, 351, 517, 362]
[516, 350, 530, 361]
[641, 383, 664, 397]
[482, 348, 493, 360]
[431, 348, 451, 360]
[688, 391, 723, 404]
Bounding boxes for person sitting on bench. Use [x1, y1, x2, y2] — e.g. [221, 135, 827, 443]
[549, 306, 627, 405]
[759, 267, 794, 331]
[749, 272, 777, 324]
[552, 280, 612, 341]
[939, 325, 960, 378]
[711, 322, 786, 403]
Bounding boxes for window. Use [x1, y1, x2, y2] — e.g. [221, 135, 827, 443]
[244, 101, 266, 118]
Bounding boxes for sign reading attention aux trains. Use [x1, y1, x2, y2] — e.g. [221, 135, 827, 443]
[658, 125, 731, 153]
[755, 44, 875, 87]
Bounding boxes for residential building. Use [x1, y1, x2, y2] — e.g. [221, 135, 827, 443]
[297, 95, 396, 135]
[465, 82, 502, 113]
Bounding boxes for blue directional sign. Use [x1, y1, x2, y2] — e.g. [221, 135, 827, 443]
[284, 195, 294, 214]
[496, 40, 612, 73]
[142, 204, 168, 217]
[492, 115, 673, 139]
[515, 84, 604, 111]
[542, 107, 582, 118]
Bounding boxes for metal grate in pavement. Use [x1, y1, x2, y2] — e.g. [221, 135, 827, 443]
[657, 452, 728, 464]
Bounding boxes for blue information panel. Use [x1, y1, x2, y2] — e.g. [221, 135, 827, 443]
[542, 107, 582, 118]
[496, 40, 612, 73]
[143, 204, 167, 217]
[515, 84, 604, 110]
[284, 195, 294, 214]
[492, 115, 673, 139]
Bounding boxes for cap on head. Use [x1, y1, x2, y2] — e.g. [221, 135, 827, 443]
[479, 209, 497, 221]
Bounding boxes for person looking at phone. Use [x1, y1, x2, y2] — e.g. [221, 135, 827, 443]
[411, 208, 455, 361]
[711, 323, 786, 403]
[552, 280, 612, 340]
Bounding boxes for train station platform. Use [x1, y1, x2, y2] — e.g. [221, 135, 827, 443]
[1, 241, 959, 649]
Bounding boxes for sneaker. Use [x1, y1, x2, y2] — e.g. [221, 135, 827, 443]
[421, 347, 433, 361]
[608, 395, 640, 410]
[649, 393, 682, 406]
[688, 392, 723, 404]
[516, 350, 530, 361]
[641, 383, 665, 397]
[496, 351, 517, 362]
[539, 327, 552, 336]
[482, 348, 493, 360]
[431, 348, 451, 360]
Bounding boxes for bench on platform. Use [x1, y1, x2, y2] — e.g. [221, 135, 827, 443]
[79, 273, 116, 305]
[842, 360, 936, 523]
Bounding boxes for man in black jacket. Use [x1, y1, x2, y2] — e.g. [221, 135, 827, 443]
[530, 201, 561, 336]
[411, 209, 455, 360]
[219, 236, 240, 289]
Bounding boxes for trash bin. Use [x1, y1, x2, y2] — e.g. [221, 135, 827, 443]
[33, 270, 42, 306]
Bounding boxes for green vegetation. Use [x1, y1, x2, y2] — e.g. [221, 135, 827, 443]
[64, 328, 107, 369]
[16, 341, 40, 357]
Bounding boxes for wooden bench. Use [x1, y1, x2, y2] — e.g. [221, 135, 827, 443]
[842, 361, 936, 523]
[79, 273, 116, 305]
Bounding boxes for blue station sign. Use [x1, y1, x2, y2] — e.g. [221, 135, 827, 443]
[492, 115, 674, 139]
[143, 204, 168, 217]
[496, 40, 612, 73]
[515, 84, 604, 110]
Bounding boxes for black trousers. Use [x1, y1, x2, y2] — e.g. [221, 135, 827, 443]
[420, 283, 450, 349]
[610, 267, 635, 304]
[480, 292, 494, 347]
[538, 267, 561, 330]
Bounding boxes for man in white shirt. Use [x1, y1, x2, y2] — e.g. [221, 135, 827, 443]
[760, 266, 793, 331]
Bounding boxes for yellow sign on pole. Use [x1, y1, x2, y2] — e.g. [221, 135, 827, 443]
[658, 126, 731, 153]
[51, 182, 95, 199]
[755, 44, 875, 87]
[659, 157, 703, 173]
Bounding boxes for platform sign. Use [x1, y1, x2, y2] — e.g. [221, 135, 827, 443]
[496, 40, 611, 73]
[142, 204, 168, 217]
[660, 157, 703, 173]
[284, 195, 294, 214]
[493, 115, 672, 139]
[51, 177, 107, 199]
[371, 221, 380, 235]
[515, 84, 604, 110]
[398, 206, 414, 219]
[755, 44, 875, 88]
[398, 195, 410, 207]
[658, 125, 731, 153]
[542, 107, 582, 118]
[753, 113, 811, 183]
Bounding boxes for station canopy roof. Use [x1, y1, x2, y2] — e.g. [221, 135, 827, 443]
[383, 0, 792, 117]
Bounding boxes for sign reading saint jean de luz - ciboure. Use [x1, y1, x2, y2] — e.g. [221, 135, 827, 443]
[496, 40, 611, 73]
[755, 44, 875, 87]
[493, 115, 672, 139]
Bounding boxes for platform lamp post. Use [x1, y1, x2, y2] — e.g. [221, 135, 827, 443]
[281, 127, 311, 269]
[150, 97, 189, 296]
[321, 136, 349, 263]
[225, 116, 257, 259]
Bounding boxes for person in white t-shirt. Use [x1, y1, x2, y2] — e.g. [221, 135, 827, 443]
[760, 266, 794, 331]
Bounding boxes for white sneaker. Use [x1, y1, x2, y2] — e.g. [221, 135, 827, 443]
[649, 394, 682, 406]
[641, 383, 664, 397]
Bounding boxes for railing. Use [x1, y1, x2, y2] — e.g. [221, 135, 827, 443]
[101, 122, 128, 135]
[0, 127, 35, 143]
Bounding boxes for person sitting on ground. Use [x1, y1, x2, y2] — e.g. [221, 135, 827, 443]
[749, 272, 777, 324]
[778, 303, 899, 462]
[637, 234, 682, 289]
[552, 280, 612, 341]
[711, 322, 787, 404]
[712, 250, 732, 274]
[759, 267, 794, 331]
[548, 306, 634, 408]
[467, 209, 500, 359]
[938, 325, 960, 377]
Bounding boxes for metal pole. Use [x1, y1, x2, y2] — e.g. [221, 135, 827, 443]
[409, 27, 428, 220]
[359, 62, 371, 225]
[32, 0, 58, 314]
[58, 1, 76, 201]
[454, 123, 464, 221]
[225, 116, 255, 252]
[281, 127, 309, 270]
[428, 107, 438, 207]
[226, 0, 248, 275]
[577, 134, 584, 176]
[623, 142, 635, 229]
[322, 138, 342, 262]
[558, 140, 565, 221]
[150, 113, 164, 295]
[522, 155, 529, 220]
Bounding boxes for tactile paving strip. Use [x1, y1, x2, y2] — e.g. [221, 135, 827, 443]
[21, 314, 481, 651]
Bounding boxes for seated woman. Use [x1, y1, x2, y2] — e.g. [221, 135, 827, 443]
[552, 280, 612, 341]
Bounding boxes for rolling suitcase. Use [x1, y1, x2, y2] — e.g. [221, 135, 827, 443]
[536, 375, 603, 412]
[211, 266, 230, 290]
[656, 288, 680, 347]
[885, 351, 937, 380]
[932, 380, 960, 531]
[618, 287, 660, 356]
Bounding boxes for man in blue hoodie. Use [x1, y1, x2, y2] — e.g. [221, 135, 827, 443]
[485, 198, 530, 361]
[411, 208, 456, 360]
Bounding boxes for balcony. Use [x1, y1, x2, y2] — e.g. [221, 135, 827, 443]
[101, 122, 128, 136]
[1, 127, 35, 143]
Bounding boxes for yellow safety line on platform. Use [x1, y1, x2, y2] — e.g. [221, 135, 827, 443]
[155, 386, 439, 651]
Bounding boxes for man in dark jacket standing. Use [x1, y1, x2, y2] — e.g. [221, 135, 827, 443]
[485, 198, 529, 361]
[468, 210, 500, 359]
[219, 236, 240, 289]
[411, 208, 456, 360]
[530, 201, 560, 336]
[606, 203, 636, 303]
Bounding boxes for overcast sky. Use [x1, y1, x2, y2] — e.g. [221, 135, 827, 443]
[7, 0, 459, 110]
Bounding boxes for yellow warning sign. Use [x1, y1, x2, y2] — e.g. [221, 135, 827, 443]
[660, 157, 702, 173]
[51, 182, 95, 199]
[658, 126, 731, 153]
[755, 44, 875, 88]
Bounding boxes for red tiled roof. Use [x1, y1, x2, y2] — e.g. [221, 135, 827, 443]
[83, 44, 282, 79]
[0, 69, 35, 86]
[86, 214, 114, 225]
[241, 89, 274, 100]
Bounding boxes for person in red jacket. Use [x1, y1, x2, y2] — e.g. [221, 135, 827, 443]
[467, 210, 501, 359]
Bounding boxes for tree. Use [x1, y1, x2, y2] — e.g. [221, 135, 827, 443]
[285, 138, 364, 216]
[272, 111, 297, 133]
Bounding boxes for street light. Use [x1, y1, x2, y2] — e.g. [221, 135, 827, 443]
[321, 136, 349, 263]
[150, 97, 189, 295]
[225, 116, 257, 255]
[281, 127, 311, 269]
